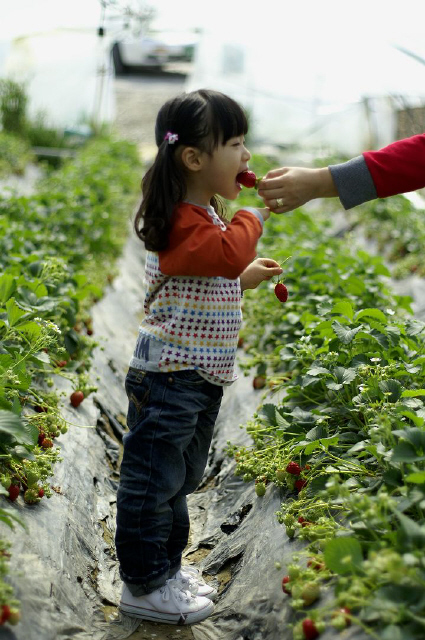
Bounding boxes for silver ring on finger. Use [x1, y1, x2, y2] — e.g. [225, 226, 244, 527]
[276, 197, 283, 208]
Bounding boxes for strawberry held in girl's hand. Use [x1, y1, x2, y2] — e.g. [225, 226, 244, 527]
[275, 282, 288, 302]
[236, 170, 258, 189]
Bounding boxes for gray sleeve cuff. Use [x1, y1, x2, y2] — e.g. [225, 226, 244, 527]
[329, 156, 378, 210]
[240, 206, 264, 227]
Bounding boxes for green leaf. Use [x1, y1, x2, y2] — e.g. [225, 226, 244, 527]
[0, 507, 26, 531]
[355, 308, 388, 324]
[0, 410, 37, 446]
[401, 389, 425, 397]
[0, 275, 16, 304]
[391, 441, 425, 462]
[324, 537, 363, 575]
[260, 403, 278, 426]
[378, 379, 402, 402]
[306, 367, 330, 377]
[333, 366, 356, 385]
[332, 321, 362, 344]
[394, 511, 425, 546]
[405, 471, 425, 484]
[332, 301, 354, 321]
[369, 329, 390, 349]
[6, 297, 26, 327]
[397, 410, 424, 428]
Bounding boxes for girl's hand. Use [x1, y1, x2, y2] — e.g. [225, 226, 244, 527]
[257, 207, 271, 221]
[240, 258, 282, 291]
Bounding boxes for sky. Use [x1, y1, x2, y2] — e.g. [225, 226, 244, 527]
[0, 0, 423, 43]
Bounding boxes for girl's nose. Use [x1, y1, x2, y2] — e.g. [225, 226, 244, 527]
[243, 146, 251, 161]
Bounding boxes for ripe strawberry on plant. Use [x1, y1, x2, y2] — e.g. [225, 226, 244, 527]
[41, 437, 53, 449]
[7, 484, 20, 502]
[70, 390, 84, 407]
[281, 575, 291, 595]
[307, 558, 325, 571]
[236, 170, 259, 189]
[286, 461, 301, 475]
[295, 478, 307, 492]
[0, 604, 11, 625]
[302, 618, 320, 640]
[298, 516, 312, 528]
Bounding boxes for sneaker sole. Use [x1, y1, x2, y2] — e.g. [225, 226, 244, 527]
[119, 599, 214, 625]
[198, 587, 218, 601]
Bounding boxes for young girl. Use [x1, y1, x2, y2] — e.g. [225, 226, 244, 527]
[116, 88, 282, 625]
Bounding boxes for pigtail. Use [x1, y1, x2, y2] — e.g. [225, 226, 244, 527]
[134, 142, 185, 251]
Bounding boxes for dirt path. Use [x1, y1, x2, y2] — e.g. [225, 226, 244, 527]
[106, 69, 196, 640]
[113, 70, 188, 163]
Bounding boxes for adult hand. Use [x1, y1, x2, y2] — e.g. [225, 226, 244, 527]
[257, 167, 337, 213]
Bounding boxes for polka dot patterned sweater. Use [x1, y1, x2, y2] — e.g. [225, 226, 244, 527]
[130, 201, 264, 386]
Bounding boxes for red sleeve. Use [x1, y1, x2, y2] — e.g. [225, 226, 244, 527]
[158, 203, 262, 279]
[363, 134, 425, 198]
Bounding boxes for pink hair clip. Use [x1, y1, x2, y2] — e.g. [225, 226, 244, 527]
[164, 131, 179, 144]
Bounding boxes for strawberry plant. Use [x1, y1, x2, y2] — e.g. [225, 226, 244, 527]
[226, 191, 425, 639]
[0, 133, 141, 622]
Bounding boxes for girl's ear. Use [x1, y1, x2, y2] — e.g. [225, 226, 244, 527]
[180, 146, 204, 172]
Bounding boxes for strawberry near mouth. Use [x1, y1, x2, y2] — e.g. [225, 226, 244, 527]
[236, 170, 258, 189]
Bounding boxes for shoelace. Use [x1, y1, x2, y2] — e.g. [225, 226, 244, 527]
[180, 566, 206, 585]
[159, 578, 194, 608]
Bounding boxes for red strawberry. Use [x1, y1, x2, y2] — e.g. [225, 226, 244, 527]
[307, 558, 325, 571]
[41, 438, 53, 449]
[295, 478, 307, 492]
[281, 575, 291, 595]
[70, 390, 84, 407]
[35, 405, 48, 413]
[38, 431, 46, 445]
[286, 461, 301, 475]
[38, 488, 45, 498]
[7, 485, 20, 502]
[275, 282, 288, 302]
[0, 604, 11, 624]
[56, 360, 68, 368]
[302, 618, 320, 640]
[298, 516, 312, 527]
[236, 170, 258, 188]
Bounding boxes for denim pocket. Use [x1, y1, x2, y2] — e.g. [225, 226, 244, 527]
[125, 370, 150, 429]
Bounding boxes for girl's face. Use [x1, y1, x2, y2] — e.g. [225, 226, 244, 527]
[200, 135, 251, 202]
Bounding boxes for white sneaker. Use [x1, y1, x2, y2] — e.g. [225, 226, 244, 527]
[119, 578, 214, 625]
[175, 566, 218, 600]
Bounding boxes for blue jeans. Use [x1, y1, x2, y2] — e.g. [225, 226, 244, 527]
[115, 367, 223, 596]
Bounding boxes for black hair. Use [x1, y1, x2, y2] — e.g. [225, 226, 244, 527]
[134, 89, 249, 251]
